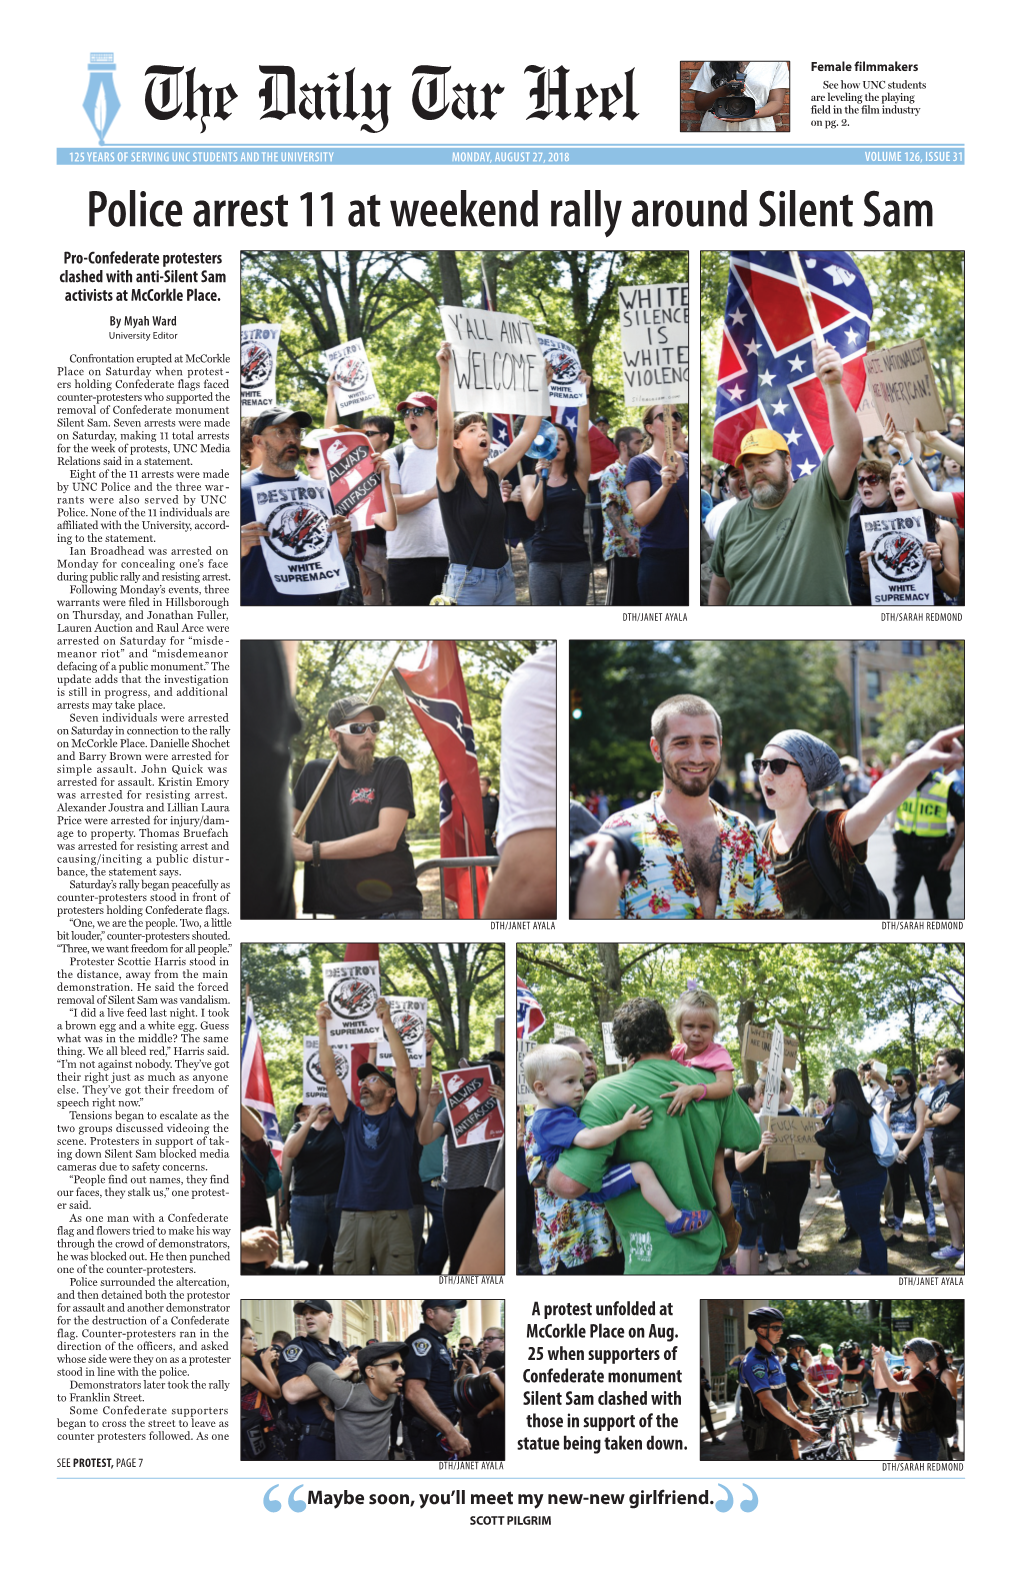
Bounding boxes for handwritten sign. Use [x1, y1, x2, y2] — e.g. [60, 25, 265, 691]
[741, 1023, 798, 1068]
[601, 1022, 619, 1061]
[240, 323, 281, 411]
[322, 338, 379, 419]
[618, 284, 689, 401]
[552, 1022, 576, 1041]
[862, 338, 945, 435]
[862, 508, 934, 607]
[439, 305, 549, 416]
[760, 1024, 787, 1119]
[377, 997, 428, 1070]
[254, 479, 348, 595]
[440, 1064, 504, 1148]
[758, 1114, 825, 1163]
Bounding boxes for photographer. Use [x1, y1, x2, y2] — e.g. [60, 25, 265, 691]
[241, 1320, 283, 1462]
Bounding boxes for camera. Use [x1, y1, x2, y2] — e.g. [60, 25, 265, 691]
[568, 827, 641, 915]
[454, 1370, 499, 1418]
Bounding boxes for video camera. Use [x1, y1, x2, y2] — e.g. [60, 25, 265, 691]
[708, 61, 756, 120]
[568, 826, 641, 915]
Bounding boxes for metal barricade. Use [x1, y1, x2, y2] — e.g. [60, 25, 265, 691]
[414, 856, 500, 918]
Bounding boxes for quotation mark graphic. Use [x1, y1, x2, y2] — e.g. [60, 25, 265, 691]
[716, 1484, 758, 1513]
[263, 1485, 307, 1513]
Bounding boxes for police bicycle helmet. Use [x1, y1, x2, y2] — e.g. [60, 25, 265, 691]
[747, 1307, 785, 1331]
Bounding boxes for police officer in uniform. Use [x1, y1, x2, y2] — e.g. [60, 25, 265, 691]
[739, 1308, 821, 1461]
[402, 1299, 472, 1460]
[892, 739, 964, 919]
[278, 1300, 349, 1462]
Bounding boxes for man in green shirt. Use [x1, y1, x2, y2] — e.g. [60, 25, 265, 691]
[549, 998, 761, 1274]
[708, 340, 861, 606]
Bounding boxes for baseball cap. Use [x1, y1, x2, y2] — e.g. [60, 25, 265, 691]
[293, 1299, 333, 1315]
[734, 429, 790, 465]
[328, 694, 387, 727]
[422, 1299, 467, 1312]
[397, 393, 438, 414]
[252, 405, 313, 435]
[357, 1341, 406, 1375]
[357, 1061, 395, 1090]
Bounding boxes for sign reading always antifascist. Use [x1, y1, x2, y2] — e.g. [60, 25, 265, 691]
[240, 323, 281, 411]
[322, 338, 379, 419]
[440, 1064, 504, 1148]
[862, 508, 934, 607]
[862, 338, 946, 435]
[618, 284, 689, 401]
[439, 305, 550, 417]
[320, 429, 383, 533]
[254, 479, 348, 595]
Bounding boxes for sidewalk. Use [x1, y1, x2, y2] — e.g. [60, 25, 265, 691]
[702, 1408, 965, 1462]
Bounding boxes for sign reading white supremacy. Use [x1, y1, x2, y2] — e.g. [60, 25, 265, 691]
[862, 338, 946, 434]
[240, 323, 281, 411]
[862, 509, 934, 606]
[377, 997, 428, 1070]
[618, 284, 689, 400]
[303, 1032, 351, 1104]
[323, 960, 381, 1046]
[254, 479, 348, 596]
[439, 305, 550, 416]
[537, 333, 587, 406]
[321, 338, 379, 419]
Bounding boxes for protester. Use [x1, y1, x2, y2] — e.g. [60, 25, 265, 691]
[240, 639, 302, 920]
[860, 450, 960, 604]
[807, 1343, 840, 1399]
[839, 1341, 868, 1434]
[480, 775, 500, 857]
[596, 694, 782, 919]
[814, 1067, 889, 1275]
[871, 1340, 942, 1461]
[434, 341, 548, 604]
[304, 1343, 407, 1462]
[382, 391, 449, 605]
[402, 1300, 472, 1459]
[928, 1341, 959, 1459]
[520, 381, 593, 605]
[354, 415, 396, 604]
[693, 61, 790, 132]
[240, 1105, 278, 1274]
[291, 692, 424, 920]
[709, 342, 862, 605]
[281, 1101, 346, 1274]
[483, 643, 556, 917]
[891, 738, 965, 919]
[760, 1077, 813, 1272]
[599, 426, 644, 605]
[241, 1321, 283, 1460]
[278, 1300, 349, 1461]
[240, 407, 353, 605]
[703, 463, 750, 542]
[738, 1308, 820, 1460]
[625, 404, 689, 605]
[884, 1068, 938, 1252]
[925, 1048, 965, 1267]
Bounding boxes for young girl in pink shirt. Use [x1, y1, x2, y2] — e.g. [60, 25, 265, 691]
[665, 987, 742, 1256]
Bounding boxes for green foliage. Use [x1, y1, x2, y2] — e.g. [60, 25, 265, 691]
[772, 1297, 964, 1355]
[877, 645, 964, 758]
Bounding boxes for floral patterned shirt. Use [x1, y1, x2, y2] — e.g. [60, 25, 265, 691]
[525, 1121, 620, 1274]
[598, 459, 640, 559]
[601, 793, 783, 919]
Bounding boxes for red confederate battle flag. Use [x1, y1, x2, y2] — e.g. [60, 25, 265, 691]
[394, 642, 489, 918]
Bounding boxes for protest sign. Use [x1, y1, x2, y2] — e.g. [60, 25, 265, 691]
[322, 338, 380, 419]
[760, 1114, 825, 1163]
[618, 284, 689, 401]
[323, 959, 381, 1044]
[602, 1022, 618, 1061]
[537, 333, 587, 406]
[862, 338, 945, 434]
[861, 509, 934, 607]
[377, 997, 428, 1070]
[440, 1065, 504, 1147]
[320, 428, 384, 533]
[856, 376, 884, 440]
[439, 305, 549, 416]
[240, 323, 281, 411]
[254, 479, 349, 595]
[517, 1048, 529, 1102]
[741, 1022, 798, 1068]
[760, 1023, 787, 1119]
[552, 1022, 576, 1040]
[303, 1032, 373, 1108]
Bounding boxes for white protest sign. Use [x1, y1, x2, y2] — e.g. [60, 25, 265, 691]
[601, 1022, 619, 1061]
[517, 1046, 529, 1102]
[618, 284, 689, 401]
[254, 479, 348, 596]
[862, 338, 945, 435]
[303, 1032, 350, 1105]
[856, 377, 884, 440]
[440, 305, 549, 416]
[537, 333, 587, 406]
[862, 509, 934, 607]
[377, 997, 428, 1070]
[552, 1022, 576, 1041]
[323, 960, 381, 1047]
[322, 338, 379, 419]
[240, 323, 281, 411]
[760, 1023, 787, 1119]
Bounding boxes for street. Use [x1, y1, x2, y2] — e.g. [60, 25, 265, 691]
[703, 1403, 964, 1461]
[866, 821, 964, 919]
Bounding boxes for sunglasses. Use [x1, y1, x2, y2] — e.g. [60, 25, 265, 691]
[892, 1078, 906, 1086]
[336, 721, 381, 735]
[373, 1359, 404, 1371]
[652, 412, 683, 422]
[362, 429, 380, 438]
[751, 758, 802, 777]
[858, 474, 883, 486]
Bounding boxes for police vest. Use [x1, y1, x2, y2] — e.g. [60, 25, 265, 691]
[895, 775, 951, 838]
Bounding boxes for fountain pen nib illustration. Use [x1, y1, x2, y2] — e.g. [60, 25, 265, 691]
[83, 52, 121, 145]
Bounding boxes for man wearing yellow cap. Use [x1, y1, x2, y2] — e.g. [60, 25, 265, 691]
[708, 341, 861, 605]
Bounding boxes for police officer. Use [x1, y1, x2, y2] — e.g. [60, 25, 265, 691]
[892, 738, 964, 918]
[739, 1308, 821, 1460]
[402, 1299, 471, 1460]
[277, 1300, 349, 1462]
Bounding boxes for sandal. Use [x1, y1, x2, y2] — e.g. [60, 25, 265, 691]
[766, 1265, 787, 1275]
[789, 1257, 811, 1271]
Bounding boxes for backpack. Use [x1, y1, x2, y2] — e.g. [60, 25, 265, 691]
[868, 1112, 898, 1168]
[929, 1375, 958, 1439]
[805, 809, 890, 919]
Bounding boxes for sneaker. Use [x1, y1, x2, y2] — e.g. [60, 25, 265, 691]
[933, 1202, 945, 1212]
[953, 1252, 965, 1270]
[930, 1245, 963, 1261]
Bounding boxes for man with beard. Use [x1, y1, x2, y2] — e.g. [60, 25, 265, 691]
[240, 406, 353, 606]
[304, 1342, 407, 1462]
[846, 457, 893, 604]
[703, 463, 750, 542]
[708, 341, 861, 606]
[598, 694, 782, 918]
[291, 694, 423, 919]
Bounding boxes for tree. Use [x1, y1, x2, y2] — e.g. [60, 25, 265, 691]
[877, 645, 964, 757]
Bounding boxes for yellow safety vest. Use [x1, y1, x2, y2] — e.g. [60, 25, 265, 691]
[895, 774, 951, 838]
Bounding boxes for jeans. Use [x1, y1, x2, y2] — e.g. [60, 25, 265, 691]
[838, 1171, 889, 1274]
[895, 1427, 940, 1461]
[288, 1193, 342, 1273]
[732, 1178, 763, 1250]
[445, 560, 516, 605]
[638, 545, 689, 605]
[419, 1181, 449, 1273]
[528, 558, 591, 605]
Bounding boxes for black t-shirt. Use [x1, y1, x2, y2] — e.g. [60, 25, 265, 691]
[241, 641, 302, 919]
[290, 1116, 346, 1197]
[929, 1078, 964, 1151]
[437, 467, 509, 570]
[531, 474, 588, 563]
[765, 809, 867, 920]
[293, 755, 422, 916]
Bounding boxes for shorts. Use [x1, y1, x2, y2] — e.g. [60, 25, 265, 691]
[934, 1143, 964, 1175]
[842, 1384, 866, 1409]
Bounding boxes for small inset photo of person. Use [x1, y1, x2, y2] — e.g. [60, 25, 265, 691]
[681, 62, 790, 132]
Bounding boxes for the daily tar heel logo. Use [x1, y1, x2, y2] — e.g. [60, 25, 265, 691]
[84, 52, 120, 144]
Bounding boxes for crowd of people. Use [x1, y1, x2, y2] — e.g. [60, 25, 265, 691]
[570, 691, 963, 920]
[518, 991, 965, 1277]
[241, 1300, 504, 1462]
[700, 350, 965, 606]
[242, 999, 505, 1277]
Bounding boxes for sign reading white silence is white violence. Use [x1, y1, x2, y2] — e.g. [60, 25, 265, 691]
[254, 479, 348, 596]
[240, 323, 281, 411]
[618, 284, 688, 401]
[321, 338, 379, 419]
[439, 305, 550, 417]
[862, 508, 934, 607]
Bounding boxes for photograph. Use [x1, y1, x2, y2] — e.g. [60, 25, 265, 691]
[569, 638, 964, 919]
[241, 1297, 504, 1462]
[241, 637, 554, 920]
[699, 249, 964, 605]
[241, 941, 505, 1278]
[516, 941, 964, 1277]
[700, 1298, 963, 1461]
[680, 61, 791, 133]
[240, 248, 688, 607]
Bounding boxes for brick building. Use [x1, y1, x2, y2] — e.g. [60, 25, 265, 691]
[701, 1297, 768, 1399]
[833, 639, 962, 759]
[680, 63, 791, 134]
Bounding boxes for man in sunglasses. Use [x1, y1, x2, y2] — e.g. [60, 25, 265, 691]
[305, 1342, 407, 1462]
[292, 693, 423, 918]
[846, 457, 893, 604]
